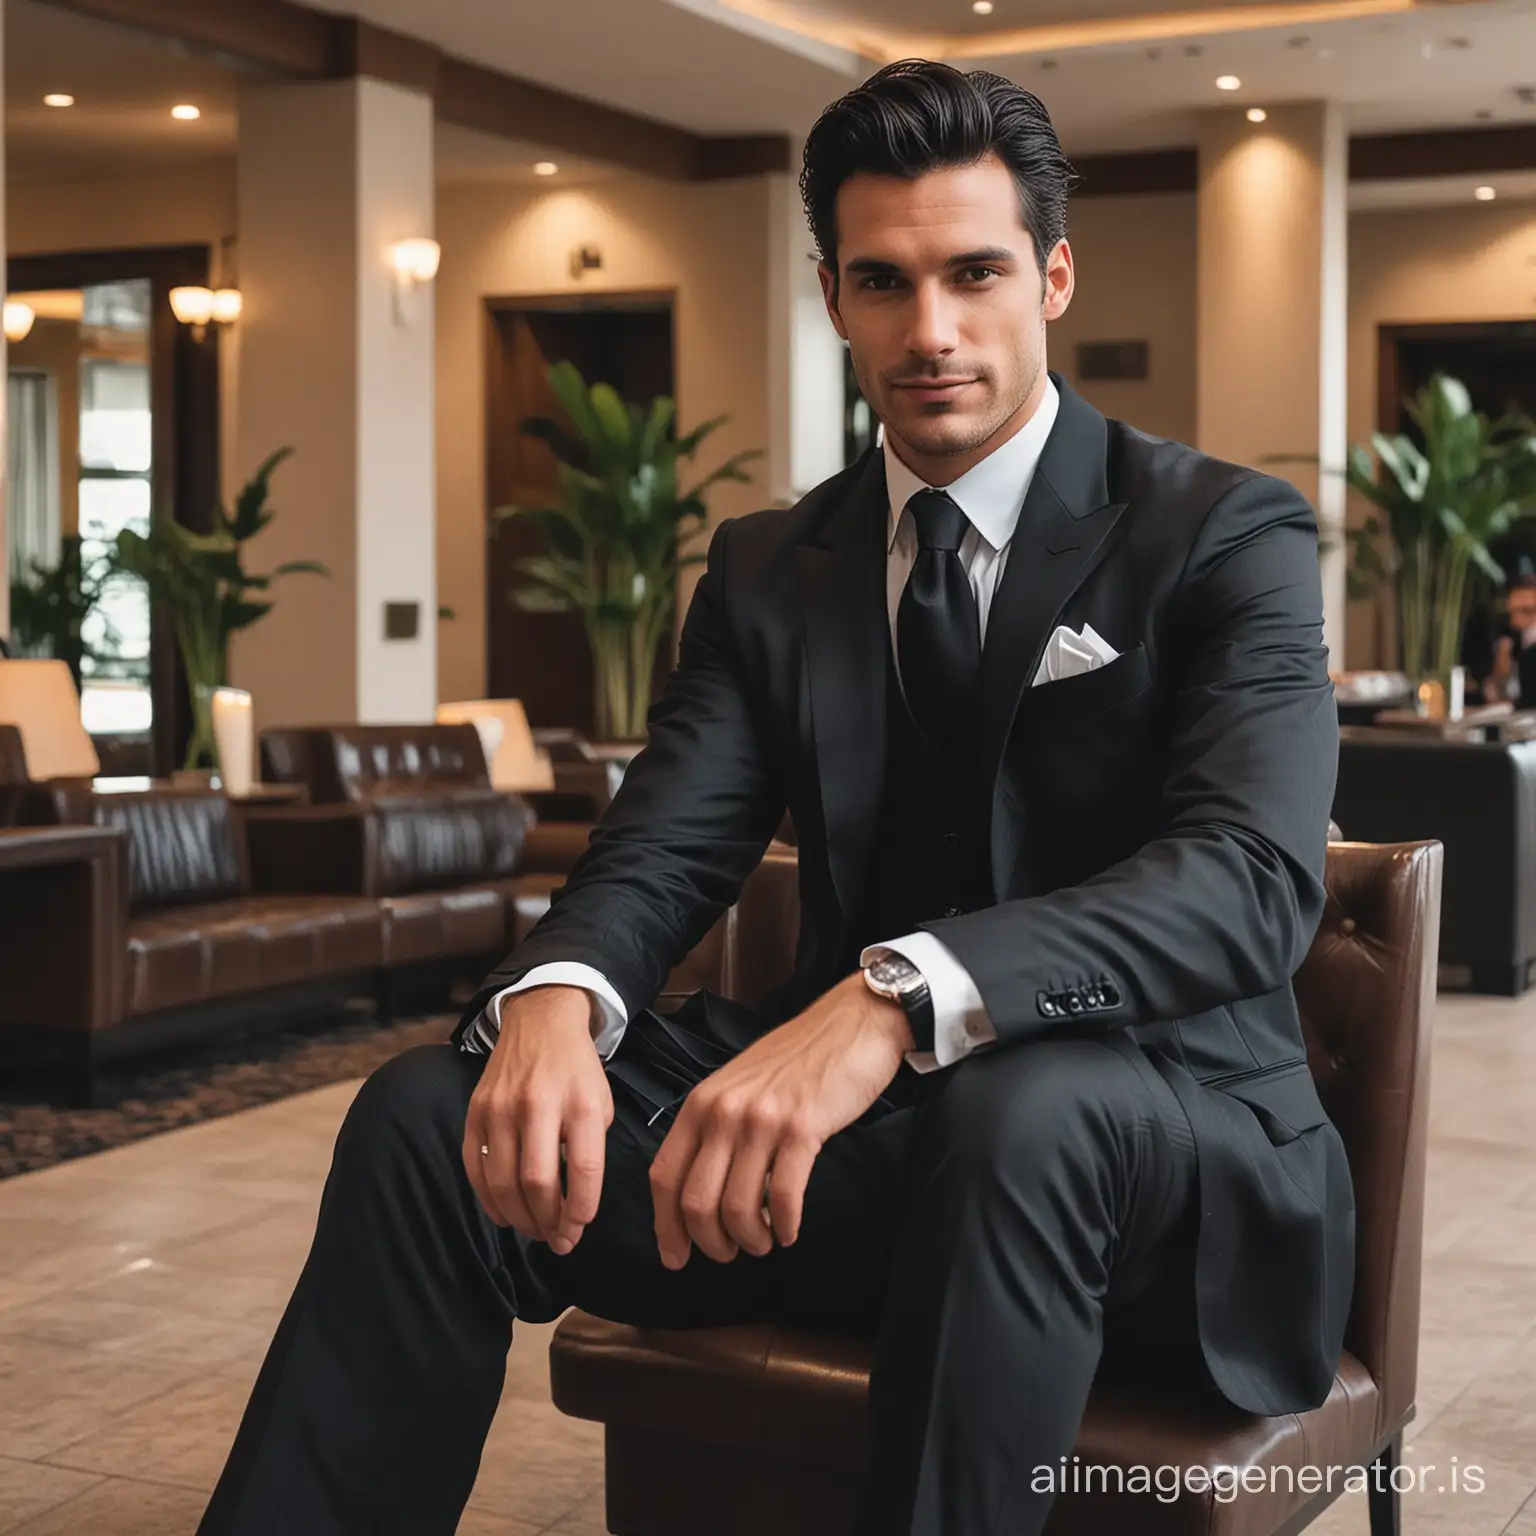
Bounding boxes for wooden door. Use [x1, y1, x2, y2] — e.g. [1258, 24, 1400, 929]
[485, 298, 675, 734]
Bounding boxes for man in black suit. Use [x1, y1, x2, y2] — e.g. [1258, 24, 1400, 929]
[202, 59, 1349, 1536]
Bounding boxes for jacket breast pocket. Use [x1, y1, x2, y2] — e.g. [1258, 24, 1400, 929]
[1024, 643, 1151, 724]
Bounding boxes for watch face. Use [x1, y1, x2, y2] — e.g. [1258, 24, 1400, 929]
[868, 953, 921, 993]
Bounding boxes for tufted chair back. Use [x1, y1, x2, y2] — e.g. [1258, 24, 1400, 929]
[1292, 839, 1442, 1443]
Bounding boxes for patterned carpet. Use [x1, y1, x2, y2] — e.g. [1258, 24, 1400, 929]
[0, 1007, 458, 1180]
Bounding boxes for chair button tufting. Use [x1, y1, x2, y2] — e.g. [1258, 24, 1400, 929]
[1339, 917, 1357, 937]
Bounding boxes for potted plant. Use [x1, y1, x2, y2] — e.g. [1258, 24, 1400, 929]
[498, 361, 762, 741]
[8, 535, 122, 693]
[112, 447, 328, 769]
[1342, 375, 1536, 705]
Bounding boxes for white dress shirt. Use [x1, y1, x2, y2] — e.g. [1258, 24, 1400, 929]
[463, 379, 1061, 1069]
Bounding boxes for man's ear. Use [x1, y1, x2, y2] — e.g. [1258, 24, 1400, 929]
[817, 261, 849, 341]
[1042, 238, 1074, 323]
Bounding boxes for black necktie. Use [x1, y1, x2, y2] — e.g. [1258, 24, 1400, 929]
[897, 488, 982, 750]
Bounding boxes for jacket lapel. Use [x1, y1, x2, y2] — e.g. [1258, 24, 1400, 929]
[796, 449, 889, 928]
[979, 378, 1129, 898]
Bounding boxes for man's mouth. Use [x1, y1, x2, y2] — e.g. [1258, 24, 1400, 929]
[892, 379, 975, 403]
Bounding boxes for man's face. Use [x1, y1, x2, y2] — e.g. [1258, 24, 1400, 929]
[818, 153, 1073, 484]
[1509, 588, 1536, 632]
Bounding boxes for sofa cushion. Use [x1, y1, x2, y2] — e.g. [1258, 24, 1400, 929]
[378, 886, 506, 968]
[125, 894, 383, 1015]
[371, 790, 531, 894]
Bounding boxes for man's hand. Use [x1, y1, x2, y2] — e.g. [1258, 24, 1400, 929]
[462, 985, 614, 1256]
[648, 972, 912, 1269]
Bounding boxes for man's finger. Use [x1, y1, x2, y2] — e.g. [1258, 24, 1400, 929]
[463, 1102, 514, 1229]
[552, 1104, 606, 1255]
[484, 1115, 541, 1237]
[765, 1135, 818, 1249]
[677, 1127, 740, 1265]
[517, 1105, 564, 1242]
[650, 1115, 701, 1270]
[719, 1127, 777, 1258]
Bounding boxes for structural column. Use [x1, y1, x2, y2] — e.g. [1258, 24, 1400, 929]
[233, 76, 436, 725]
[766, 160, 847, 509]
[1196, 100, 1348, 663]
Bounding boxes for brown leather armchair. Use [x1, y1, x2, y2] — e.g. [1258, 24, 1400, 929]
[547, 838, 1443, 1536]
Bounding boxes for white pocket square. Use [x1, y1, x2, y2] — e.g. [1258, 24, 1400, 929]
[1032, 623, 1119, 687]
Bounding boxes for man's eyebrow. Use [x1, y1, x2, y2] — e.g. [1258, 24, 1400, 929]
[843, 247, 1020, 274]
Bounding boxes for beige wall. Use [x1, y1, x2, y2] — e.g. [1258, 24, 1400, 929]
[435, 174, 772, 705]
[1051, 192, 1199, 447]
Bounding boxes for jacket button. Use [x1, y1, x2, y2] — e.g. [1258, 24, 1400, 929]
[1037, 992, 1058, 1018]
[942, 905, 961, 917]
[1339, 917, 1357, 937]
[1066, 993, 1084, 1014]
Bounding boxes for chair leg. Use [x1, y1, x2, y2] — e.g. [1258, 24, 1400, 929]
[1368, 1434, 1402, 1536]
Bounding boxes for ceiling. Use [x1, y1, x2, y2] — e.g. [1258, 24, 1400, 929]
[4, 0, 241, 184]
[5, 0, 1535, 201]
[311, 0, 1536, 152]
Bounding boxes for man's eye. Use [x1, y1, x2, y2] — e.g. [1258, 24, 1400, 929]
[859, 274, 901, 291]
[960, 266, 1000, 283]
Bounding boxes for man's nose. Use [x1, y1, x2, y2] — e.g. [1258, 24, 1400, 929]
[905, 281, 960, 361]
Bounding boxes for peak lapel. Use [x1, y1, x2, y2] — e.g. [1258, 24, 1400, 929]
[979, 379, 1129, 898]
[796, 450, 889, 928]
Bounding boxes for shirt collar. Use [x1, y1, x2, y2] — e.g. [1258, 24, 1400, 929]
[882, 376, 1060, 554]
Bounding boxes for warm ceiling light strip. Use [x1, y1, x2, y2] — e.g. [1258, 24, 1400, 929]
[707, 0, 1468, 63]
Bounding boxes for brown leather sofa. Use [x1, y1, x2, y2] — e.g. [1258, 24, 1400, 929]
[0, 786, 384, 1090]
[548, 837, 1443, 1536]
[258, 722, 591, 961]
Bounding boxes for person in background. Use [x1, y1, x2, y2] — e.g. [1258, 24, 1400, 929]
[1482, 573, 1536, 704]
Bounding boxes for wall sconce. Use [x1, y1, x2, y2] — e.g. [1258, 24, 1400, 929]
[389, 237, 440, 324]
[3, 300, 36, 343]
[569, 244, 603, 281]
[170, 235, 242, 341]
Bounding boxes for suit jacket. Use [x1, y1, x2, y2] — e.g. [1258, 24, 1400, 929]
[460, 374, 1352, 1418]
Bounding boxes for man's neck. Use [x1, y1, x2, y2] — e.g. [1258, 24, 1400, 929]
[886, 370, 1052, 487]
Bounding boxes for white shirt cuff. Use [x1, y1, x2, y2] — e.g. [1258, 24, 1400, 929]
[859, 931, 996, 1073]
[475, 964, 629, 1060]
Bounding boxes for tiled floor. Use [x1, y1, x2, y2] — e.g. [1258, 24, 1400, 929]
[0, 995, 1532, 1535]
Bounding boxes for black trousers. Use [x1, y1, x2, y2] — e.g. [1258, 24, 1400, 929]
[198, 993, 1210, 1536]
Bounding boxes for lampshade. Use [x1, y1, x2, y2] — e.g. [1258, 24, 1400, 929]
[169, 285, 215, 326]
[0, 659, 101, 781]
[436, 699, 554, 792]
[3, 300, 35, 343]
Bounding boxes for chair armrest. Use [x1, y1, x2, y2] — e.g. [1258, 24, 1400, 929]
[244, 804, 378, 896]
[522, 820, 594, 875]
[0, 826, 127, 1033]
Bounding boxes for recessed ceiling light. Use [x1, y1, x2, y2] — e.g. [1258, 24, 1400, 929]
[1317, 47, 1334, 60]
[1246, 107, 1268, 123]
[170, 104, 200, 122]
[534, 161, 558, 176]
[972, 0, 994, 13]
[43, 93, 74, 108]
[1216, 75, 1242, 91]
[1475, 109, 1494, 121]
[1475, 185, 1497, 201]
[1039, 57, 1057, 70]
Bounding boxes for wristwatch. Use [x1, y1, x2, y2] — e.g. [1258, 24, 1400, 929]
[862, 950, 936, 1053]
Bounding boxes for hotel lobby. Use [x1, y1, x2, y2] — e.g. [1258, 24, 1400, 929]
[2, 0, 1536, 1532]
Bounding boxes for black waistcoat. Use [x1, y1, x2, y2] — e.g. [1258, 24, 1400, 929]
[848, 631, 994, 960]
